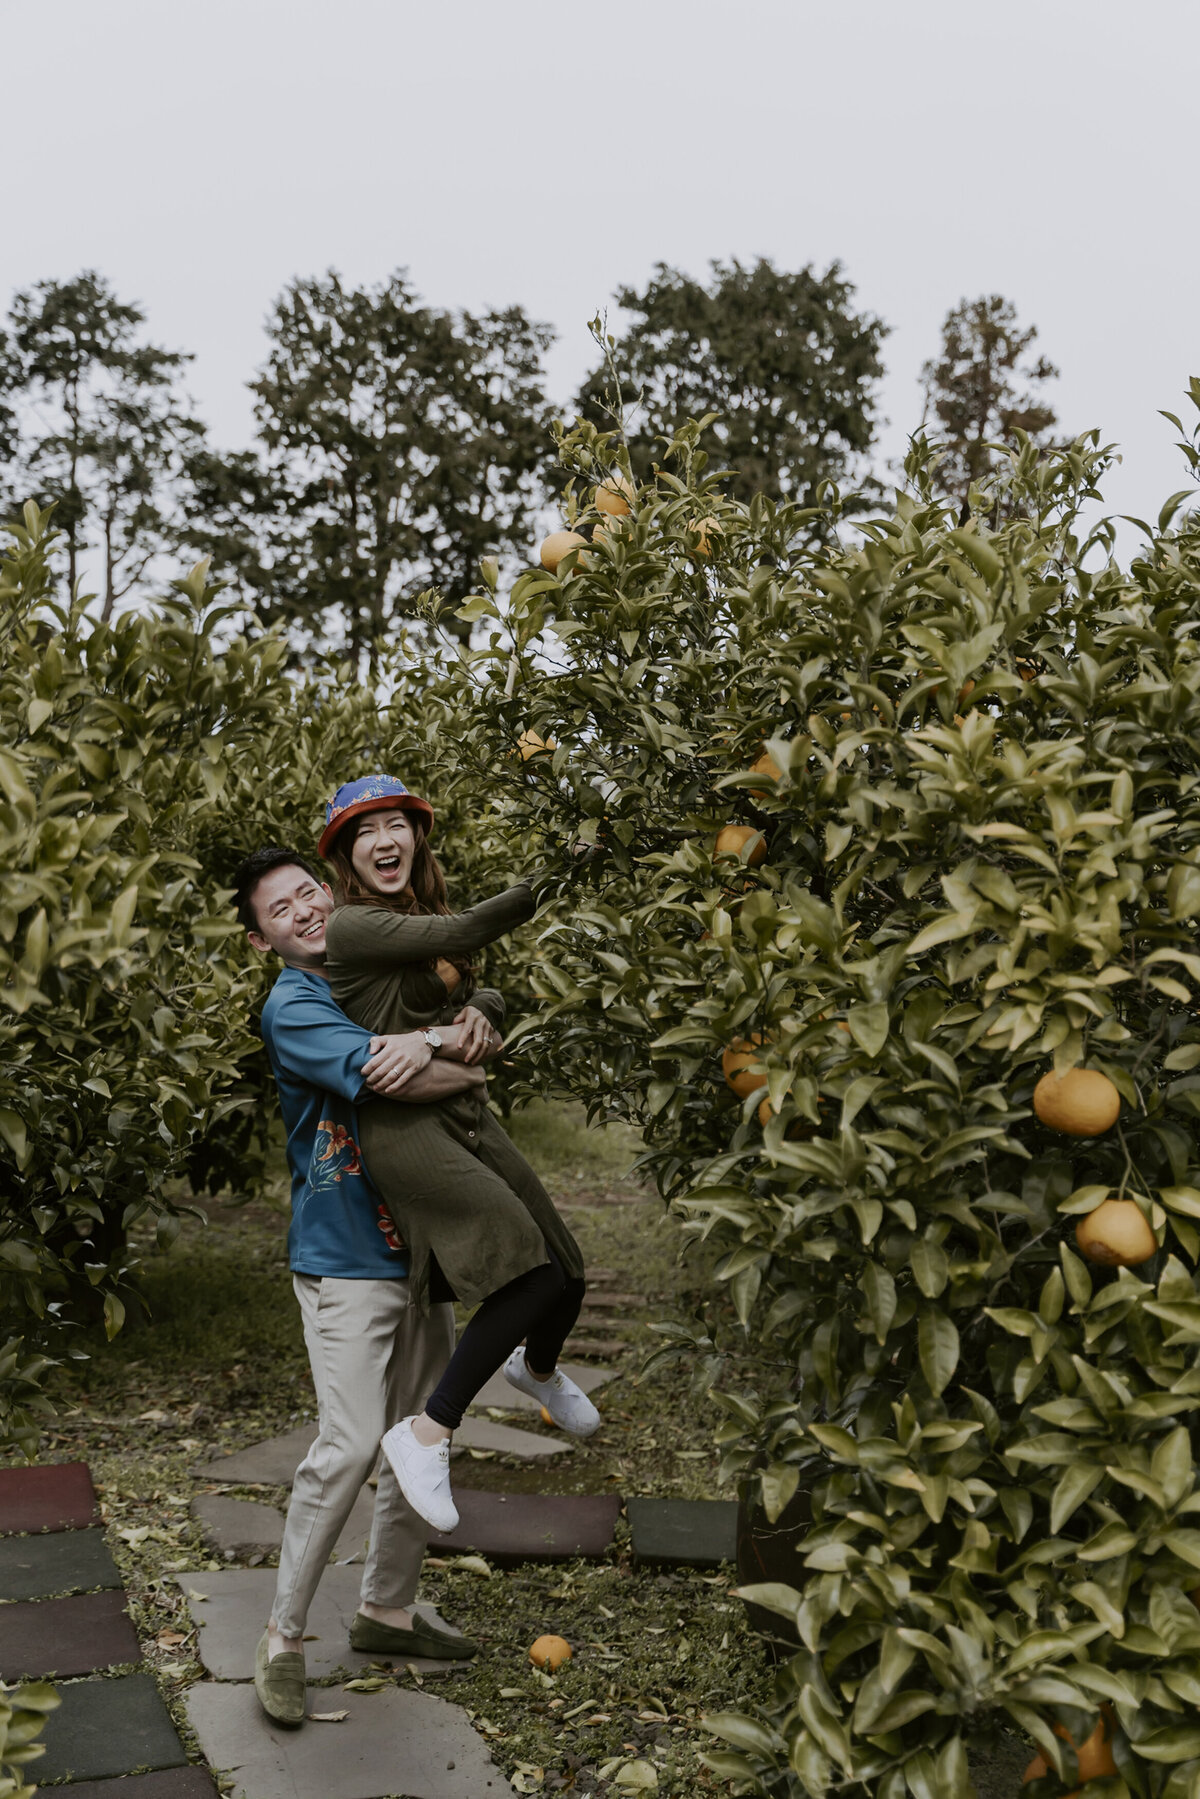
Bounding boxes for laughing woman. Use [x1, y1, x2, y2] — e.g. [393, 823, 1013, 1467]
[318, 775, 594, 1533]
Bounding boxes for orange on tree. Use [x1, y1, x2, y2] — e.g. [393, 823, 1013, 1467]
[690, 516, 722, 557]
[1033, 1067, 1120, 1136]
[714, 824, 766, 866]
[540, 530, 589, 575]
[529, 1634, 572, 1672]
[757, 1096, 816, 1140]
[595, 472, 635, 516]
[516, 728, 556, 762]
[1022, 1710, 1118, 1793]
[748, 749, 783, 791]
[723, 1035, 769, 1100]
[1076, 1197, 1156, 1268]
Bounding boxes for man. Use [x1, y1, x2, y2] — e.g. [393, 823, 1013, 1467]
[232, 845, 502, 1729]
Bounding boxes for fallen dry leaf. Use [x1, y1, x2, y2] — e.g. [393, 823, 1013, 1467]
[309, 1709, 349, 1723]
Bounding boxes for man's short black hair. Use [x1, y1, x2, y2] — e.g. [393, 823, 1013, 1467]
[232, 847, 324, 933]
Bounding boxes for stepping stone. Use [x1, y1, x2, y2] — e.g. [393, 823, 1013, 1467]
[627, 1497, 739, 1569]
[470, 1360, 615, 1414]
[199, 1415, 571, 1494]
[186, 1680, 513, 1799]
[453, 1416, 571, 1459]
[0, 1588, 141, 1679]
[175, 1565, 471, 1681]
[33, 1673, 185, 1783]
[428, 1491, 621, 1565]
[192, 1493, 285, 1557]
[53, 1771, 219, 1799]
[0, 1525, 120, 1599]
[0, 1460, 97, 1533]
[197, 1422, 317, 1485]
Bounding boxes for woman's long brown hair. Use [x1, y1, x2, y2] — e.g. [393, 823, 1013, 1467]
[327, 812, 474, 985]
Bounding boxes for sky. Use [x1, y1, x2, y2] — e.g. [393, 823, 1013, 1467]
[6, 0, 1199, 530]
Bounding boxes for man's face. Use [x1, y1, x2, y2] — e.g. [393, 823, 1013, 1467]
[247, 865, 334, 970]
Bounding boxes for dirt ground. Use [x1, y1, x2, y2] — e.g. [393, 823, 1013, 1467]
[34, 1102, 774, 1796]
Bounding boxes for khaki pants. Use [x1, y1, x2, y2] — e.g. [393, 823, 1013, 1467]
[271, 1274, 455, 1639]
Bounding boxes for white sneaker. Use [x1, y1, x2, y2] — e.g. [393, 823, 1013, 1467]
[503, 1349, 601, 1437]
[380, 1417, 459, 1533]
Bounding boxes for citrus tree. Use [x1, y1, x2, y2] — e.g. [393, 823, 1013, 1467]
[0, 504, 534, 1453]
[0, 506, 294, 1450]
[430, 387, 1200, 1797]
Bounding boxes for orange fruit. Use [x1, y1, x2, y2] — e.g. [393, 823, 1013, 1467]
[748, 750, 782, 791]
[957, 679, 976, 707]
[723, 1036, 769, 1100]
[690, 516, 722, 557]
[516, 729, 556, 763]
[756, 1097, 816, 1140]
[1076, 1198, 1156, 1268]
[595, 472, 635, 516]
[529, 1634, 572, 1672]
[1022, 1710, 1117, 1793]
[1033, 1067, 1120, 1136]
[540, 530, 589, 574]
[714, 824, 766, 866]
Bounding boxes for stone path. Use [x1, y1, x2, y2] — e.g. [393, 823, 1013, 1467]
[0, 1461, 216, 1791]
[186, 1683, 512, 1799]
[175, 1566, 472, 1681]
[627, 1497, 739, 1568]
[4, 1374, 753, 1798]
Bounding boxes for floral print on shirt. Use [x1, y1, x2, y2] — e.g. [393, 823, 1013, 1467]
[310, 1120, 406, 1254]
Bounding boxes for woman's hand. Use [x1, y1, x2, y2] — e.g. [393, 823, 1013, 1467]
[362, 1031, 434, 1095]
[454, 1005, 500, 1066]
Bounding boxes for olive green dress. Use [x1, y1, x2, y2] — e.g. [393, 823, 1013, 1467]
[324, 883, 584, 1314]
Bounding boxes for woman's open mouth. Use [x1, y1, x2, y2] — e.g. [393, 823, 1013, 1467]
[374, 855, 402, 875]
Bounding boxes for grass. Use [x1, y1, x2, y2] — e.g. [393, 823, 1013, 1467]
[28, 1100, 773, 1796]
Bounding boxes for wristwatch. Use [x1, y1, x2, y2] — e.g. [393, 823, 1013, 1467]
[421, 1029, 443, 1054]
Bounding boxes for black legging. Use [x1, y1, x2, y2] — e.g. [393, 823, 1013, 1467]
[423, 1247, 586, 1431]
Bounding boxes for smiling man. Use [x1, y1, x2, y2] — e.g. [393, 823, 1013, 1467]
[232, 846, 500, 1728]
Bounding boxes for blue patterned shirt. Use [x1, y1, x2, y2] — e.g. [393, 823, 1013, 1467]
[260, 966, 410, 1278]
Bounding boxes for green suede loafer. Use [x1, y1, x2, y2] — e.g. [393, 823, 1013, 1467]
[254, 1629, 306, 1726]
[349, 1610, 480, 1660]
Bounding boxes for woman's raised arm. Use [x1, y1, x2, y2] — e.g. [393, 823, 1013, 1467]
[325, 882, 536, 971]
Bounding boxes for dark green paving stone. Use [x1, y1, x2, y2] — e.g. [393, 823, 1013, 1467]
[0, 1461, 97, 1534]
[0, 1590, 141, 1679]
[428, 1490, 621, 1564]
[626, 1497, 738, 1568]
[33, 1674, 185, 1784]
[0, 1526, 120, 1600]
[48, 1770, 219, 1799]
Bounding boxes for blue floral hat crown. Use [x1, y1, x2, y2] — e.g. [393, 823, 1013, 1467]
[318, 774, 435, 859]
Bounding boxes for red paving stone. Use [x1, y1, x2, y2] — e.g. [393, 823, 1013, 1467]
[0, 1460, 98, 1533]
[428, 1490, 621, 1564]
[0, 1588, 141, 1680]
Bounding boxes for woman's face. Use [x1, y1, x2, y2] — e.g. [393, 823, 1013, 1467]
[350, 809, 418, 896]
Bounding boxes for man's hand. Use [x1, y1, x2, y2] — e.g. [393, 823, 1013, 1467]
[455, 1005, 501, 1066]
[362, 1031, 434, 1096]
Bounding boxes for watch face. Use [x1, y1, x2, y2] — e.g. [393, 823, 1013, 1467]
[426, 1029, 443, 1047]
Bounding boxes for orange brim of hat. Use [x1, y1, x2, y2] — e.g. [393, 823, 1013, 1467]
[318, 792, 435, 860]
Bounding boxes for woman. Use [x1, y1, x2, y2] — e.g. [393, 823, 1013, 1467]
[319, 774, 595, 1533]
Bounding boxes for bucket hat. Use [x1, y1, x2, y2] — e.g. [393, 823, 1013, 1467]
[318, 775, 435, 860]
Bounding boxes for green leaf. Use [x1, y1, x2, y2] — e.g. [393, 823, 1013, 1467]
[845, 1002, 889, 1058]
[918, 1306, 960, 1396]
[1050, 1463, 1105, 1533]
